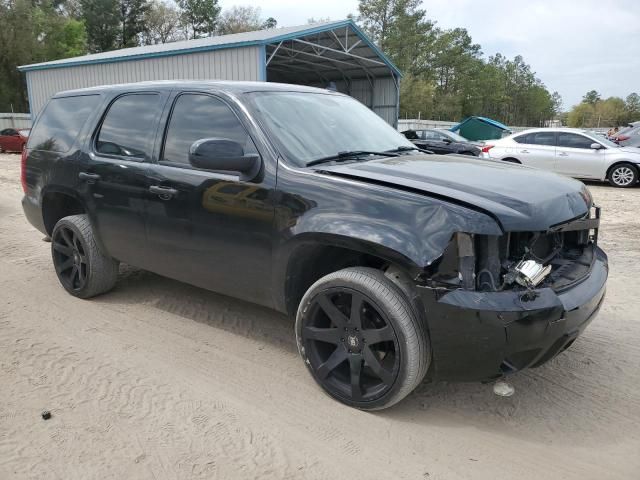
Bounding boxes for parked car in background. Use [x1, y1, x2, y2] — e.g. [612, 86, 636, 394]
[22, 81, 607, 410]
[401, 129, 481, 156]
[483, 127, 640, 187]
[612, 121, 640, 148]
[0, 128, 29, 153]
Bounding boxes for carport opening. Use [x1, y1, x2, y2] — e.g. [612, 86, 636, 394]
[264, 23, 400, 126]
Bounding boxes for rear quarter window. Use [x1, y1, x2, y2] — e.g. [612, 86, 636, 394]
[28, 95, 100, 152]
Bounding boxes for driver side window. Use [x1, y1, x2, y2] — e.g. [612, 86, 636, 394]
[161, 93, 257, 166]
[557, 133, 595, 149]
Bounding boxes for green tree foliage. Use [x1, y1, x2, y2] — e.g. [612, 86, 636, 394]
[582, 90, 601, 105]
[80, 0, 119, 52]
[357, 0, 558, 126]
[0, 0, 88, 111]
[567, 94, 639, 127]
[177, 0, 220, 39]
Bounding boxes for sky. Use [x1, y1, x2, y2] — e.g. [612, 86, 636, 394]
[218, 0, 640, 109]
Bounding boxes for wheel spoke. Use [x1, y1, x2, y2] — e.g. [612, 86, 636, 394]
[70, 265, 79, 287]
[316, 346, 348, 379]
[363, 346, 394, 385]
[78, 264, 86, 284]
[317, 294, 348, 328]
[303, 326, 342, 344]
[350, 292, 363, 330]
[60, 228, 73, 247]
[56, 258, 74, 273]
[363, 325, 394, 345]
[52, 242, 73, 256]
[349, 353, 363, 400]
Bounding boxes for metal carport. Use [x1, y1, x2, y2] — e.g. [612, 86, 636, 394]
[18, 20, 401, 126]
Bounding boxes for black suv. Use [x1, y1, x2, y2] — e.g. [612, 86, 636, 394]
[22, 81, 607, 410]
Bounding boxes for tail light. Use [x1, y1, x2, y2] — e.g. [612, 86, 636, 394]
[20, 148, 28, 193]
[481, 145, 494, 153]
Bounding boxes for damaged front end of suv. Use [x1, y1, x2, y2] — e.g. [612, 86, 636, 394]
[416, 205, 607, 382]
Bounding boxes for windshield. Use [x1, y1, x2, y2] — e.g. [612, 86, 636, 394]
[247, 91, 414, 166]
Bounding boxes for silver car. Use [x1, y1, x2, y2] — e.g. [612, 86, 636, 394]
[483, 128, 640, 187]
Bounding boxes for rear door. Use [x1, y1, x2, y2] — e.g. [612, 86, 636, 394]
[513, 131, 557, 170]
[80, 91, 167, 266]
[143, 91, 276, 305]
[555, 132, 604, 179]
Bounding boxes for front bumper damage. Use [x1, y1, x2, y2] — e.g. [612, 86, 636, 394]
[416, 207, 608, 382]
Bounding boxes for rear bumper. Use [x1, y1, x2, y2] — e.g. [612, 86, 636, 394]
[418, 246, 608, 382]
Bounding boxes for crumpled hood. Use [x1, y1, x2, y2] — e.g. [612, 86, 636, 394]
[317, 154, 591, 232]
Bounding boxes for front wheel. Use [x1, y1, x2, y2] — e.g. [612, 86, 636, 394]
[51, 214, 119, 298]
[296, 267, 429, 410]
[608, 163, 638, 187]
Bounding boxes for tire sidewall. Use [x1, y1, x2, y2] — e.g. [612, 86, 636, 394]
[296, 269, 428, 410]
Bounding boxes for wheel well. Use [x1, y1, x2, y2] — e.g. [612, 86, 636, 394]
[502, 157, 521, 164]
[42, 192, 86, 235]
[606, 161, 638, 179]
[284, 244, 390, 318]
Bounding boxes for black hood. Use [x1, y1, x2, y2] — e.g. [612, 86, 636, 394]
[317, 154, 590, 232]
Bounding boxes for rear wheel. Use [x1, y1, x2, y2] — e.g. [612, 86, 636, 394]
[51, 215, 119, 298]
[608, 163, 638, 187]
[296, 267, 429, 410]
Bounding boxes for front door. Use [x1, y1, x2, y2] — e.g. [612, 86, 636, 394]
[144, 92, 276, 306]
[555, 132, 605, 179]
[80, 91, 167, 266]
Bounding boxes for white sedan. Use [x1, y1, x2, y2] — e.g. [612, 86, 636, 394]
[482, 128, 640, 187]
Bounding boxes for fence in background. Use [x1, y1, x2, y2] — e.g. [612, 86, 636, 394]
[397, 119, 608, 135]
[0, 113, 31, 131]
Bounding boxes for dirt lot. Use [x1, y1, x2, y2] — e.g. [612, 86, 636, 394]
[1, 152, 639, 480]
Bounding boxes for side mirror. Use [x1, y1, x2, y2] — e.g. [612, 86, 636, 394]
[590, 143, 603, 150]
[189, 138, 261, 181]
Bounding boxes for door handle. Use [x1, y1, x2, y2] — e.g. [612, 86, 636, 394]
[558, 152, 568, 157]
[79, 172, 101, 183]
[520, 150, 529, 153]
[149, 185, 178, 199]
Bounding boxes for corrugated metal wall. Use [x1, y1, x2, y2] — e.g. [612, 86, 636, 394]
[26, 46, 262, 115]
[0, 113, 32, 130]
[310, 76, 398, 126]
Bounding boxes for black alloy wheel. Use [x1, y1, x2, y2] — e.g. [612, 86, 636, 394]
[51, 215, 119, 298]
[297, 267, 429, 410]
[52, 225, 88, 292]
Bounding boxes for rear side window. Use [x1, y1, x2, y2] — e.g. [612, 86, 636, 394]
[161, 93, 257, 166]
[557, 133, 594, 149]
[513, 134, 530, 144]
[96, 93, 163, 160]
[529, 132, 556, 146]
[28, 95, 99, 152]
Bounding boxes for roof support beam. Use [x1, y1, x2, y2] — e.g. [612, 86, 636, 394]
[290, 38, 386, 67]
[266, 41, 283, 66]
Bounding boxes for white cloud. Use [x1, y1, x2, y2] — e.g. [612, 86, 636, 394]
[220, 0, 640, 108]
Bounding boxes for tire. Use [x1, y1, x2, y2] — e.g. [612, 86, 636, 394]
[296, 267, 429, 410]
[51, 214, 119, 298]
[608, 163, 638, 188]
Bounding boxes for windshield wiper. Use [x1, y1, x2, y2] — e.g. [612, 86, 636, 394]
[307, 150, 399, 167]
[386, 145, 434, 155]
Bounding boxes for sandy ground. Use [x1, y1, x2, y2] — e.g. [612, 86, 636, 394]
[0, 152, 639, 480]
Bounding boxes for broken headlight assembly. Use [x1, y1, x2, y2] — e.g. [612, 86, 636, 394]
[426, 207, 600, 292]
